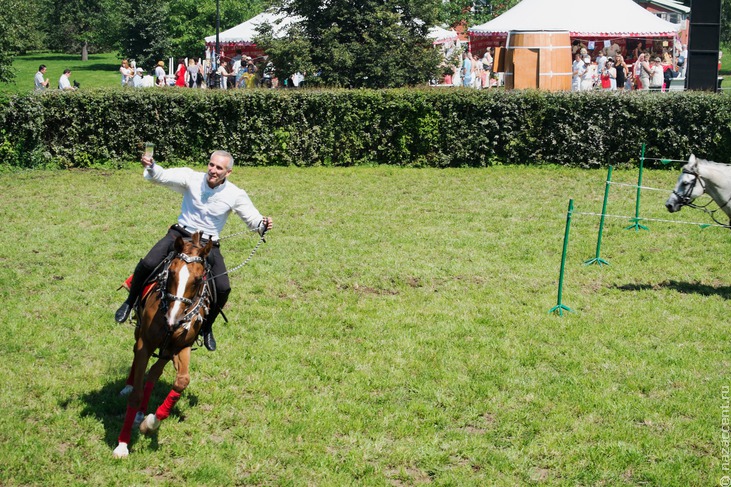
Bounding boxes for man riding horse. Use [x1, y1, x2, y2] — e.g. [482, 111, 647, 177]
[115, 150, 273, 351]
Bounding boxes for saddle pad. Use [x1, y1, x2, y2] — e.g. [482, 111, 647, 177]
[122, 275, 156, 300]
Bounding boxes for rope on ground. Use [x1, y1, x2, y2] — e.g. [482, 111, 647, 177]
[572, 211, 729, 229]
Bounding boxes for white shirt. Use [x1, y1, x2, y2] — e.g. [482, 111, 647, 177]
[155, 66, 166, 81]
[35, 71, 46, 90]
[59, 74, 72, 90]
[144, 165, 264, 239]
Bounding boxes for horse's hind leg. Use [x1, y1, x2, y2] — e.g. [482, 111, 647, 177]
[140, 347, 191, 435]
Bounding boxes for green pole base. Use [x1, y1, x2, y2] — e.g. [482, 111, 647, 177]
[584, 257, 610, 267]
[548, 304, 572, 316]
[625, 219, 649, 231]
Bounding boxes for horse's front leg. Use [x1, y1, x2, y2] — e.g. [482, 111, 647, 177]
[113, 339, 152, 459]
[140, 347, 191, 435]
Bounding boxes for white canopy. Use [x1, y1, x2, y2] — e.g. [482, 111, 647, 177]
[428, 26, 459, 45]
[204, 11, 300, 45]
[469, 0, 680, 38]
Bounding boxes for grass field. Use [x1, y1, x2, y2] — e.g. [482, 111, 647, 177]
[2, 52, 121, 94]
[0, 164, 727, 485]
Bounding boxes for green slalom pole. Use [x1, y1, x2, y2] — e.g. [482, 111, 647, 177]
[549, 199, 573, 316]
[626, 144, 649, 231]
[585, 166, 612, 266]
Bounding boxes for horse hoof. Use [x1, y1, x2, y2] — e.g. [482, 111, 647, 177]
[119, 385, 134, 396]
[112, 442, 129, 459]
[132, 411, 145, 429]
[139, 414, 160, 435]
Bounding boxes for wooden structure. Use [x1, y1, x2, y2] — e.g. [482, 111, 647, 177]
[503, 31, 572, 91]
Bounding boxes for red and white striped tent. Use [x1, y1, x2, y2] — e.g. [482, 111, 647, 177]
[468, 0, 681, 56]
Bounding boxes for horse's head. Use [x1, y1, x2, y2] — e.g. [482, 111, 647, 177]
[666, 154, 706, 213]
[163, 232, 213, 329]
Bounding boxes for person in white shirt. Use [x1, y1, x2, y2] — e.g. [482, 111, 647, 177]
[595, 50, 608, 75]
[120, 60, 133, 86]
[34, 64, 49, 91]
[58, 69, 76, 90]
[131, 68, 144, 88]
[217, 61, 231, 89]
[679, 44, 688, 78]
[154, 61, 167, 87]
[114, 150, 274, 352]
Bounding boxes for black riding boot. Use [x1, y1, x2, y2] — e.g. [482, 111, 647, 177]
[115, 260, 154, 323]
[201, 289, 229, 351]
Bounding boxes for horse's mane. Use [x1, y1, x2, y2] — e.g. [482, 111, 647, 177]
[690, 157, 731, 169]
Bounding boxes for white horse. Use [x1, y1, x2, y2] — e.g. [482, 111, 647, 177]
[666, 154, 731, 226]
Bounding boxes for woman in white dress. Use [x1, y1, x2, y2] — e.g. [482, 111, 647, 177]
[119, 60, 133, 86]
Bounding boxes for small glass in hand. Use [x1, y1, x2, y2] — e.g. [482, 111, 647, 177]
[144, 142, 155, 159]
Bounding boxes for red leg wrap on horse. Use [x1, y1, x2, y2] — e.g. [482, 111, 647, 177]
[139, 381, 155, 413]
[155, 390, 181, 421]
[118, 405, 137, 444]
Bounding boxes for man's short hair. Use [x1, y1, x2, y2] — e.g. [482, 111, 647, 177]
[39, 64, 46, 71]
[63, 69, 71, 75]
[211, 150, 234, 170]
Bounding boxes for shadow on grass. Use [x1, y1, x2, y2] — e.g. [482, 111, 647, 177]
[60, 368, 198, 450]
[71, 63, 117, 72]
[613, 280, 731, 300]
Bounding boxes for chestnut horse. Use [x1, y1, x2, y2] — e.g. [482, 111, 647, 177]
[113, 232, 213, 459]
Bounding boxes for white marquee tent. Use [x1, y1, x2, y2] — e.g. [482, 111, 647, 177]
[427, 26, 459, 45]
[206, 12, 460, 59]
[204, 11, 301, 59]
[204, 11, 299, 46]
[469, 0, 681, 54]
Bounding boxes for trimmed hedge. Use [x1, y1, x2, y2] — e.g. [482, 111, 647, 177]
[1, 88, 731, 169]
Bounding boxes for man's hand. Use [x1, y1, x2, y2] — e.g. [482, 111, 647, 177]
[259, 217, 273, 235]
[141, 155, 154, 168]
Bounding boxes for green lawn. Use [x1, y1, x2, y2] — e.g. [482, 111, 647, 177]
[0, 164, 726, 485]
[3, 51, 121, 94]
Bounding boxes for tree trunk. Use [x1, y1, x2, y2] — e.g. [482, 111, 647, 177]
[82, 42, 88, 61]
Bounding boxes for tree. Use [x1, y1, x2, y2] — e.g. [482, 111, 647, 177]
[721, 0, 731, 44]
[0, 0, 46, 82]
[44, 0, 121, 59]
[256, 0, 444, 88]
[439, 0, 519, 29]
[167, 0, 266, 58]
[119, 0, 172, 70]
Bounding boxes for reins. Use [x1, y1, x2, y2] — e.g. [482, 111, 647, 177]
[210, 228, 268, 280]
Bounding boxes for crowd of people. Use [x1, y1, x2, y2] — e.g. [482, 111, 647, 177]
[35, 40, 706, 93]
[440, 48, 499, 89]
[431, 38, 698, 92]
[570, 41, 688, 92]
[112, 50, 297, 90]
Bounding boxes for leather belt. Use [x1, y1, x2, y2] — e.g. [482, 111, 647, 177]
[172, 224, 220, 246]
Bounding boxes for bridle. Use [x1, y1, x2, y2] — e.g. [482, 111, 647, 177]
[157, 251, 211, 331]
[672, 167, 706, 208]
[673, 167, 731, 228]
